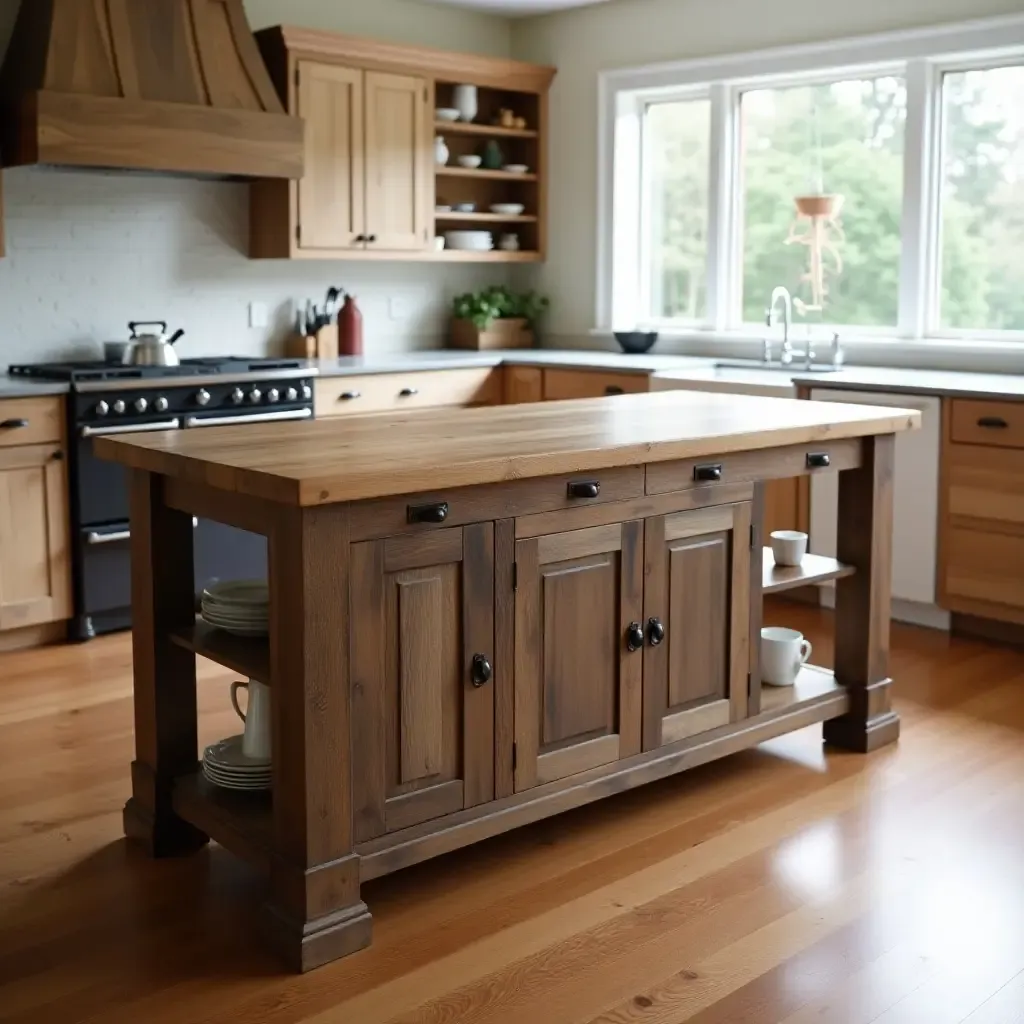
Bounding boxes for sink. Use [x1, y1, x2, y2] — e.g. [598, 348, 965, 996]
[715, 359, 841, 374]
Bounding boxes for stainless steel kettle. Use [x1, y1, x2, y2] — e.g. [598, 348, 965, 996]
[122, 321, 185, 367]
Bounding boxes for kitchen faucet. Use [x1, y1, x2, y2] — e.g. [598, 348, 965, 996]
[765, 286, 793, 365]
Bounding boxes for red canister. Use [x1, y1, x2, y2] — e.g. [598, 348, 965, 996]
[338, 295, 363, 356]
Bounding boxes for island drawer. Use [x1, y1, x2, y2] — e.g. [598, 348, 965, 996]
[315, 369, 501, 417]
[348, 466, 646, 540]
[0, 396, 63, 449]
[950, 399, 1024, 449]
[646, 439, 862, 495]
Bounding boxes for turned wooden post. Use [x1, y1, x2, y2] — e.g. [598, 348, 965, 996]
[825, 433, 901, 752]
[263, 503, 371, 972]
[122, 470, 208, 855]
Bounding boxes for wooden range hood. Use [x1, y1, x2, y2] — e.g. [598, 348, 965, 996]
[0, 0, 304, 179]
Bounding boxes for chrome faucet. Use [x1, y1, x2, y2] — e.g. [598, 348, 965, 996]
[766, 286, 793, 365]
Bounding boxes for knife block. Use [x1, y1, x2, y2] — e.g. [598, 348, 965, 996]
[285, 325, 338, 361]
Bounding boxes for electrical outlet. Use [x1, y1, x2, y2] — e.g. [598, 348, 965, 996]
[248, 301, 268, 328]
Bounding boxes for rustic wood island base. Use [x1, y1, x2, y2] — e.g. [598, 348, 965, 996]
[97, 391, 919, 972]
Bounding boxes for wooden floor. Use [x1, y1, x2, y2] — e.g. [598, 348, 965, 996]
[2, 602, 1024, 1024]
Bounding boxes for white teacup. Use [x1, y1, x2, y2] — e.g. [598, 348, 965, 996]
[761, 626, 812, 686]
[230, 679, 271, 760]
[770, 530, 809, 567]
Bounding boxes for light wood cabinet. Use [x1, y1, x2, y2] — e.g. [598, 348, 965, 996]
[642, 503, 751, 749]
[315, 368, 501, 418]
[513, 521, 644, 790]
[542, 369, 650, 401]
[349, 523, 495, 840]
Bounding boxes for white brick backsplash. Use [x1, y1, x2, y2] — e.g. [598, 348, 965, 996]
[0, 167, 505, 367]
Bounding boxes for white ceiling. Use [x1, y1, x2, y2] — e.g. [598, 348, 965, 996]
[423, 0, 611, 17]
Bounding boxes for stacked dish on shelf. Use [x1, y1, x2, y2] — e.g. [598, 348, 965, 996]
[202, 735, 271, 791]
[445, 230, 493, 251]
[200, 580, 268, 636]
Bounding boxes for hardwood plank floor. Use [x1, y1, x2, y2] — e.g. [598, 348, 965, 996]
[1, 601, 1023, 1023]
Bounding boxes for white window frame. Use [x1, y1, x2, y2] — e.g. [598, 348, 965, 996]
[595, 13, 1024, 343]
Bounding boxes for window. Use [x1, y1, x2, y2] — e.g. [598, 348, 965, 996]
[939, 65, 1024, 331]
[599, 15, 1024, 341]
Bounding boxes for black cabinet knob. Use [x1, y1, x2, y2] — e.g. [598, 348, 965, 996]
[977, 416, 1008, 429]
[399, 387, 419, 397]
[339, 391, 361, 401]
[354, 234, 366, 242]
[646, 617, 665, 646]
[693, 463, 723, 482]
[367, 234, 378, 243]
[604, 385, 625, 396]
[406, 501, 449, 524]
[470, 653, 492, 687]
[567, 480, 600, 499]
[0, 418, 29, 430]
[626, 621, 644, 652]
[806, 451, 831, 469]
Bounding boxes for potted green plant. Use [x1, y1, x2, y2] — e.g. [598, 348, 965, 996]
[450, 286, 549, 350]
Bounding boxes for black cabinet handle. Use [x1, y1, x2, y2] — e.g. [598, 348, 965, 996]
[399, 387, 419, 397]
[604, 385, 625, 396]
[625, 622, 644, 652]
[366, 234, 378, 243]
[806, 452, 831, 469]
[646, 617, 665, 646]
[693, 463, 723, 482]
[339, 391, 362, 401]
[977, 416, 1008, 429]
[0, 418, 29, 430]
[354, 234, 366, 243]
[407, 501, 449, 524]
[567, 480, 600, 499]
[470, 653, 492, 688]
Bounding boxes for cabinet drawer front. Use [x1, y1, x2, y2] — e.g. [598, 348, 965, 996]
[349, 465, 646, 540]
[0, 397, 63, 448]
[542, 369, 650, 400]
[947, 443, 1024, 527]
[950, 399, 1024, 449]
[945, 526, 1024, 611]
[316, 369, 501, 417]
[646, 439, 861, 495]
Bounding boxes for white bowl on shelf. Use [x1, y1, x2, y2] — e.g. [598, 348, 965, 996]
[436, 108, 460, 122]
[489, 203, 525, 216]
[444, 230, 493, 251]
[457, 155, 482, 169]
[502, 163, 529, 174]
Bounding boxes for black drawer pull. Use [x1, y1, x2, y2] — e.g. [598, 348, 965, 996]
[407, 501, 449, 525]
[567, 480, 600, 499]
[977, 416, 1008, 429]
[694, 463, 723, 482]
[366, 234, 378, 243]
[0, 418, 29, 430]
[470, 653, 492, 687]
[399, 387, 419, 397]
[604, 385, 625, 396]
[625, 622, 644, 652]
[339, 391, 361, 401]
[806, 452, 831, 469]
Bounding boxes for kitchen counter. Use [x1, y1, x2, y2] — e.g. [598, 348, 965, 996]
[0, 378, 71, 398]
[790, 366, 1024, 400]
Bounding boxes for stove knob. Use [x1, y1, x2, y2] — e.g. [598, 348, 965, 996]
[248, 388, 263, 404]
[195, 388, 211, 407]
[153, 396, 169, 413]
[266, 387, 280, 404]
[301, 384, 312, 401]
[285, 386, 298, 402]
[230, 387, 245, 405]
[95, 400, 110, 417]
[133, 397, 149, 414]
[113, 399, 126, 415]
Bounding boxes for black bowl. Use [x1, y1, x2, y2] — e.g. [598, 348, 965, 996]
[614, 330, 658, 354]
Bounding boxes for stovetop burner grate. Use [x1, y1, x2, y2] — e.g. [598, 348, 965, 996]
[9, 357, 309, 383]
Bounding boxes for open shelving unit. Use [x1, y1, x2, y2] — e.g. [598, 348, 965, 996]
[761, 548, 854, 595]
[434, 121, 538, 139]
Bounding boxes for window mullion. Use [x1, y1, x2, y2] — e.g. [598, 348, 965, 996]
[706, 83, 736, 330]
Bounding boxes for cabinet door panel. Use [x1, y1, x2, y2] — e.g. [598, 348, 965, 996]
[364, 71, 430, 251]
[297, 61, 364, 250]
[643, 502, 751, 751]
[514, 520, 643, 791]
[351, 523, 494, 841]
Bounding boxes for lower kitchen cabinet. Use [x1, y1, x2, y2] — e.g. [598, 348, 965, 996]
[642, 502, 752, 750]
[349, 522, 495, 840]
[513, 520, 644, 790]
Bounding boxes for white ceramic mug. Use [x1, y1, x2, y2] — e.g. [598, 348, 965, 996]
[761, 626, 812, 686]
[770, 530, 809, 567]
[230, 679, 271, 760]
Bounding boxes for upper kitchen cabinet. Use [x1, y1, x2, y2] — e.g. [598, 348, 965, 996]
[249, 27, 555, 262]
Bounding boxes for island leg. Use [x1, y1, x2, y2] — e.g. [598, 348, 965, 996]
[825, 433, 901, 752]
[123, 470, 209, 856]
[263, 504, 371, 972]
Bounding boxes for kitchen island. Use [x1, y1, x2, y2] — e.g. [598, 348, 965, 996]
[97, 390, 919, 971]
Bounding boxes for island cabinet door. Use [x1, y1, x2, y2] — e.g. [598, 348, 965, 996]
[513, 521, 644, 792]
[642, 503, 752, 751]
[350, 523, 495, 842]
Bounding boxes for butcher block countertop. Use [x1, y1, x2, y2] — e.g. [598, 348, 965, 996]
[95, 391, 920, 507]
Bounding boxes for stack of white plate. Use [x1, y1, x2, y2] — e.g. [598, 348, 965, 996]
[202, 735, 271, 791]
[200, 580, 268, 636]
[444, 230, 493, 251]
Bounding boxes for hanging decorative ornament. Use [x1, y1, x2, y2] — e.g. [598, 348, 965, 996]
[785, 194, 845, 314]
